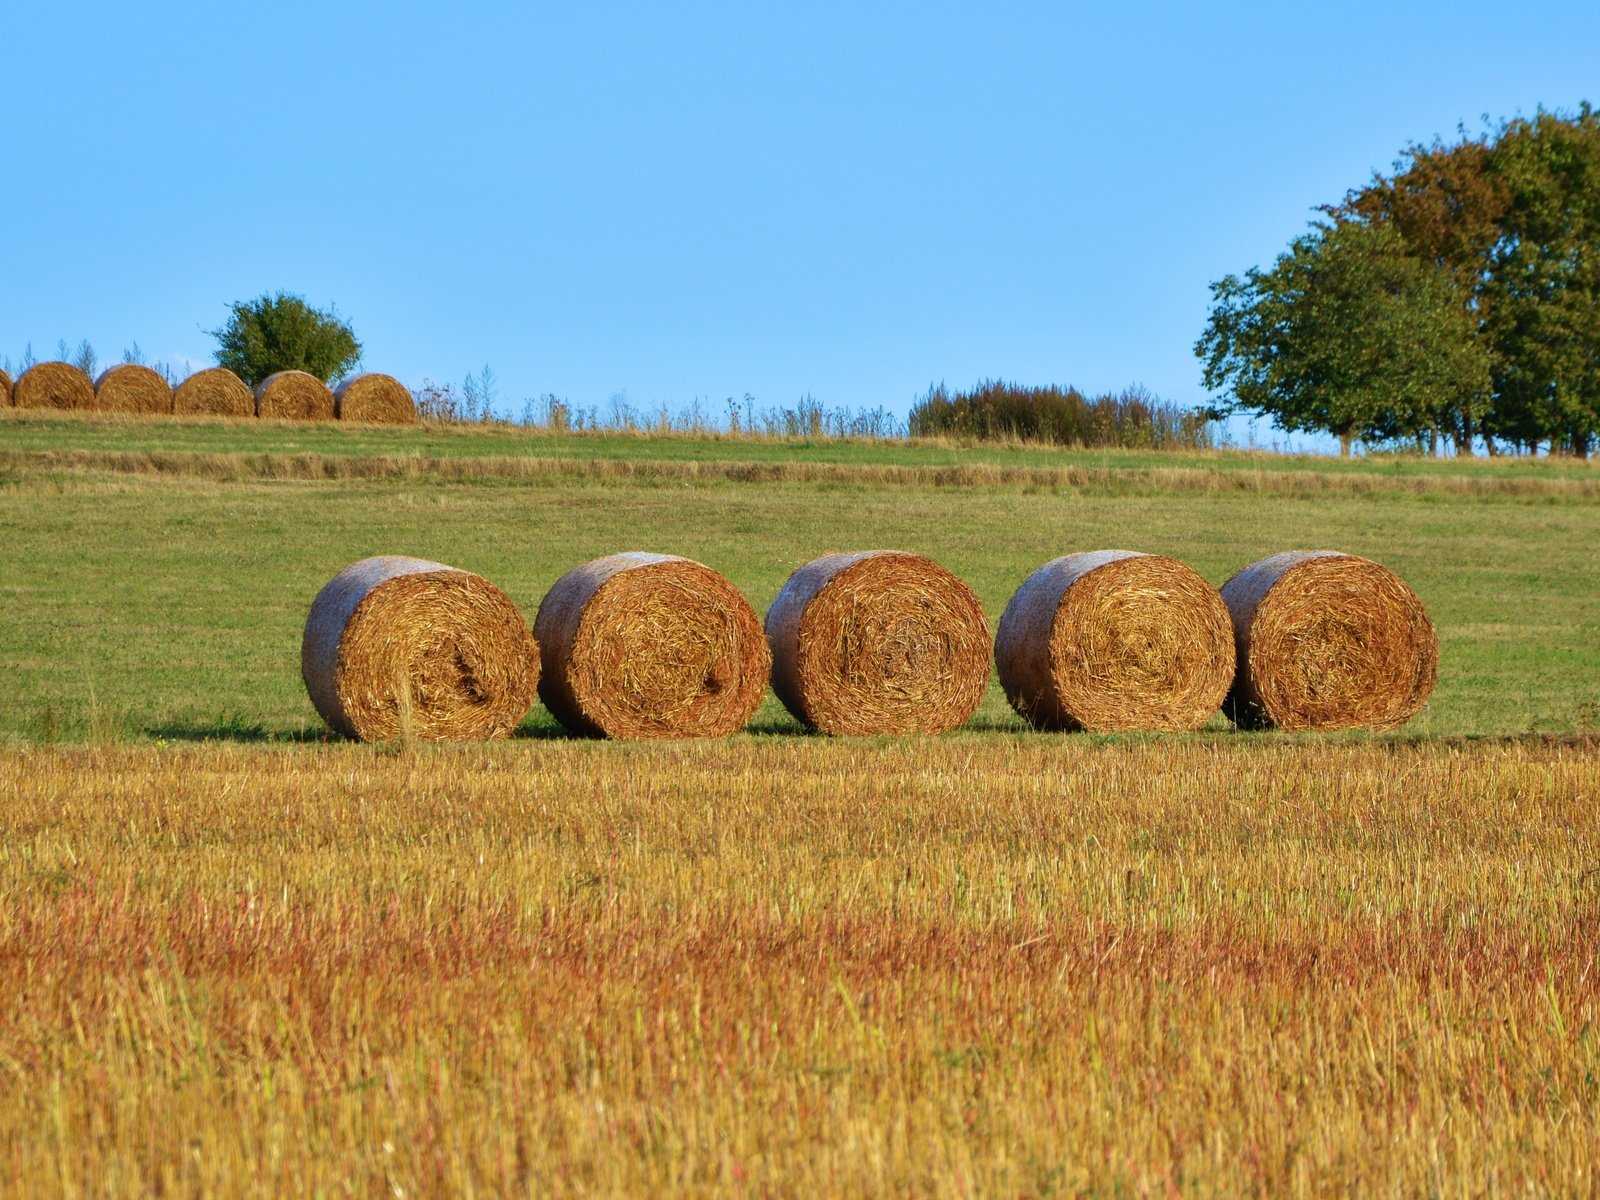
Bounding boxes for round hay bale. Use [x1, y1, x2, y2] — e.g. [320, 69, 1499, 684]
[766, 551, 990, 736]
[92, 363, 172, 414]
[256, 370, 335, 420]
[302, 556, 540, 742]
[174, 367, 254, 417]
[0, 368, 12, 406]
[13, 362, 94, 410]
[1220, 551, 1437, 731]
[995, 551, 1235, 731]
[534, 553, 769, 739]
[335, 373, 417, 424]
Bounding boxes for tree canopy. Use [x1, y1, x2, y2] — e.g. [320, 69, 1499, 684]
[1198, 103, 1599, 456]
[209, 292, 361, 387]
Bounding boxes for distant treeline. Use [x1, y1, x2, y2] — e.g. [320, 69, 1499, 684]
[909, 381, 1214, 449]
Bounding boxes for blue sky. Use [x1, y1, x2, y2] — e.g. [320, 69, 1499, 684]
[2, 0, 1596, 434]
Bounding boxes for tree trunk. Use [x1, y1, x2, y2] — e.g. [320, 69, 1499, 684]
[1338, 431, 1353, 457]
[1428, 429, 1439, 457]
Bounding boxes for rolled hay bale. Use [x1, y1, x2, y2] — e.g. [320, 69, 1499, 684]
[766, 551, 991, 736]
[256, 370, 334, 420]
[0, 368, 11, 406]
[1220, 551, 1437, 731]
[335, 373, 417, 424]
[92, 363, 172, 414]
[302, 556, 540, 742]
[13, 361, 94, 410]
[173, 367, 254, 417]
[534, 553, 770, 739]
[995, 551, 1235, 731]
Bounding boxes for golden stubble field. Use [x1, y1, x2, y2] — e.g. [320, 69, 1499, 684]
[3, 735, 1597, 1196]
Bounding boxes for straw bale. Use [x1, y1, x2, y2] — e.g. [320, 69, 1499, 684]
[13, 362, 93, 410]
[766, 551, 990, 735]
[535, 552, 769, 738]
[1221, 550, 1437, 730]
[93, 364, 172, 414]
[996, 550, 1234, 731]
[173, 368, 254, 416]
[335, 373, 417, 424]
[302, 556, 539, 741]
[256, 370, 334, 420]
[0, 369, 11, 406]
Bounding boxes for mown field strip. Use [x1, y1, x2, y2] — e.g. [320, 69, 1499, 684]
[6, 446, 1598, 499]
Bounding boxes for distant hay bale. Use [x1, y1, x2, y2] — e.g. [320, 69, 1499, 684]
[766, 551, 990, 735]
[335, 373, 417, 424]
[1221, 551, 1437, 731]
[535, 553, 769, 738]
[92, 364, 172, 414]
[256, 370, 335, 420]
[995, 551, 1234, 731]
[173, 368, 253, 417]
[0, 368, 11, 406]
[302, 556, 540, 742]
[13, 362, 94, 410]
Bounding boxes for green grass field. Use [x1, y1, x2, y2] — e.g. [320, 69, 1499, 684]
[3, 411, 1600, 1194]
[2, 409, 1596, 742]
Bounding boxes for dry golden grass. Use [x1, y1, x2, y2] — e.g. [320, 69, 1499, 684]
[2, 737, 1597, 1195]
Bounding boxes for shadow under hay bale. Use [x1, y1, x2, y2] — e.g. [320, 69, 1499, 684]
[93, 364, 172, 415]
[302, 556, 540, 742]
[1221, 550, 1437, 731]
[996, 550, 1235, 731]
[13, 362, 94, 410]
[173, 368, 254, 417]
[766, 551, 990, 736]
[256, 370, 335, 420]
[535, 552, 769, 739]
[335, 373, 417, 424]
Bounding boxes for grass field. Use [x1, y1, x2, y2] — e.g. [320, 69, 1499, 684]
[2, 411, 1599, 1194]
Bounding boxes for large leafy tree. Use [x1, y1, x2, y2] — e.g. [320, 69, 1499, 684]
[209, 292, 361, 386]
[1482, 108, 1600, 456]
[1196, 221, 1491, 456]
[1206, 104, 1600, 456]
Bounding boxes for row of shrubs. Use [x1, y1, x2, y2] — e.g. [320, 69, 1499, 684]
[909, 380, 1214, 449]
[0, 361, 417, 424]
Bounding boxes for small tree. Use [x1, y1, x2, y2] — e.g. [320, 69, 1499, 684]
[209, 292, 361, 386]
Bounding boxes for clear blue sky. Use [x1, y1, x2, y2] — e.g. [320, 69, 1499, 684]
[3, 0, 1595, 430]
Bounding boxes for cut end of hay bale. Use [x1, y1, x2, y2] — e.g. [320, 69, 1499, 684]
[766, 551, 991, 736]
[996, 551, 1235, 732]
[535, 552, 770, 739]
[335, 373, 417, 424]
[93, 364, 173, 415]
[256, 370, 335, 420]
[301, 556, 540, 742]
[173, 368, 254, 417]
[1221, 550, 1437, 731]
[13, 362, 94, 410]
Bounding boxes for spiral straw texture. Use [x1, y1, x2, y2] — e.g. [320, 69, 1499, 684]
[535, 553, 770, 739]
[93, 364, 172, 414]
[996, 550, 1234, 731]
[1221, 551, 1437, 731]
[256, 370, 335, 420]
[766, 551, 991, 736]
[335, 373, 417, 424]
[302, 556, 540, 742]
[173, 368, 254, 416]
[14, 362, 94, 410]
